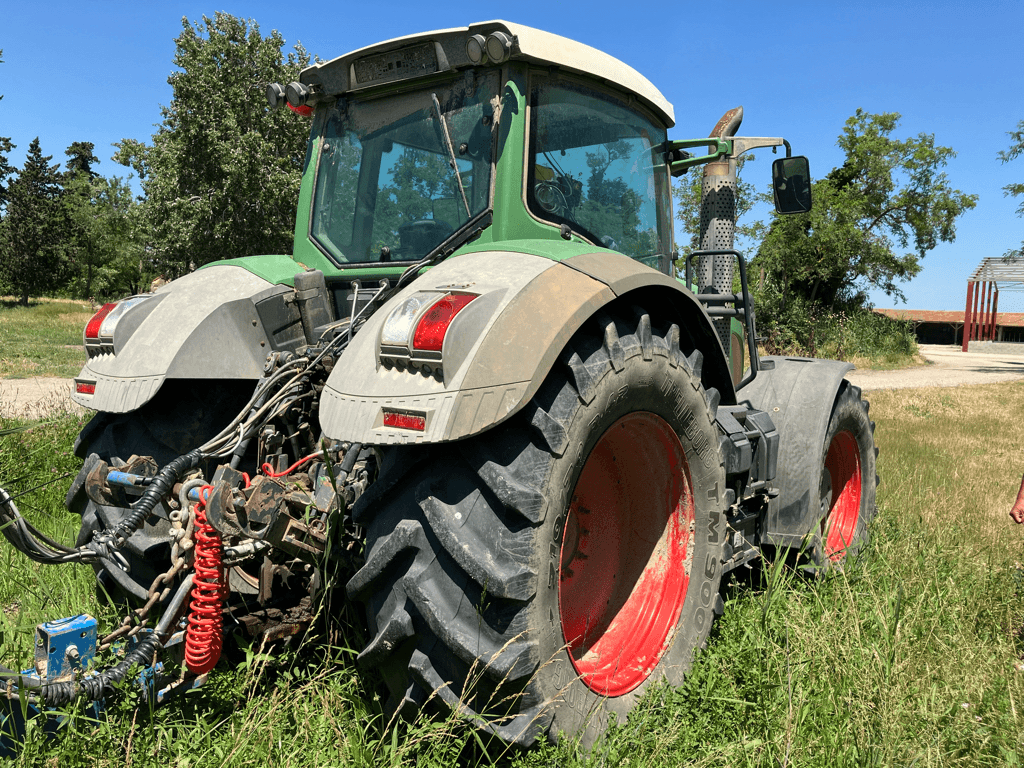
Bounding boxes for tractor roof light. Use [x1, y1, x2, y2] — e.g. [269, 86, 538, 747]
[283, 82, 316, 117]
[485, 32, 513, 64]
[466, 34, 487, 64]
[285, 81, 311, 108]
[266, 82, 286, 109]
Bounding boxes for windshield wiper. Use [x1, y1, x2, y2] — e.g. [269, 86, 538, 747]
[431, 92, 472, 220]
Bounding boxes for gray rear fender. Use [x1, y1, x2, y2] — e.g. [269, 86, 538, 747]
[319, 249, 734, 445]
[736, 356, 854, 548]
[71, 265, 279, 413]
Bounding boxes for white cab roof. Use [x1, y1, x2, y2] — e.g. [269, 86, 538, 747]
[300, 20, 675, 127]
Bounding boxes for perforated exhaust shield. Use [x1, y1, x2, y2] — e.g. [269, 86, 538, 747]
[698, 107, 743, 352]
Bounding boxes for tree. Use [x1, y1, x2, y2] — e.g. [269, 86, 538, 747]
[0, 138, 71, 305]
[64, 168, 146, 300]
[114, 13, 312, 277]
[999, 119, 1024, 260]
[755, 110, 977, 323]
[65, 141, 100, 179]
[0, 50, 16, 210]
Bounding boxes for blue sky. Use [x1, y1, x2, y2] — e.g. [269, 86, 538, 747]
[2, 0, 1022, 311]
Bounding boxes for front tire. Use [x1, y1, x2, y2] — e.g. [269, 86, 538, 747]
[347, 308, 727, 747]
[810, 382, 878, 567]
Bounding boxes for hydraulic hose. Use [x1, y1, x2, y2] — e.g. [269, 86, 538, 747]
[84, 448, 203, 563]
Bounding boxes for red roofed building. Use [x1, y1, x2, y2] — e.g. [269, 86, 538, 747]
[874, 309, 1024, 345]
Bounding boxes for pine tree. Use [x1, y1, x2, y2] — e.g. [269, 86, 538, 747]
[0, 138, 71, 305]
[0, 50, 16, 209]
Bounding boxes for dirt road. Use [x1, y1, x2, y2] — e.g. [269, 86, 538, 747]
[846, 344, 1024, 392]
[0, 378, 82, 420]
[1, 343, 1022, 418]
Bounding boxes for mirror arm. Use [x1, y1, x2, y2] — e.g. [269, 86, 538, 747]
[665, 138, 731, 175]
[666, 136, 792, 175]
[729, 137, 789, 158]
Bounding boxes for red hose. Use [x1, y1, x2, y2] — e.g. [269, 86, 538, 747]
[1011, 474, 1024, 525]
[184, 485, 225, 675]
[261, 452, 320, 478]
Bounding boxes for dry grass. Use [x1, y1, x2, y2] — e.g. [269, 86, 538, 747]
[0, 297, 93, 379]
[849, 350, 931, 371]
[868, 382, 1024, 540]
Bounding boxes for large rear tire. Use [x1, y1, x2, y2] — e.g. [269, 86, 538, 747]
[347, 308, 727, 747]
[809, 382, 878, 567]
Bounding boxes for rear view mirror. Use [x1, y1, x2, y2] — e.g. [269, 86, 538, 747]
[772, 156, 812, 214]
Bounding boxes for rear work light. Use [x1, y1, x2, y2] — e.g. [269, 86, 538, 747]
[379, 292, 479, 378]
[84, 295, 154, 357]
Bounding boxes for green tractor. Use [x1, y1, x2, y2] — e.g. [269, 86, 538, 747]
[5, 20, 875, 749]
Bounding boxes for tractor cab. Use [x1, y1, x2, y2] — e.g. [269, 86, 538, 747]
[270, 21, 678, 282]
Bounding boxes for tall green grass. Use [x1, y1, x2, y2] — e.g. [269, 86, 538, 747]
[0, 299, 92, 379]
[1, 382, 1023, 766]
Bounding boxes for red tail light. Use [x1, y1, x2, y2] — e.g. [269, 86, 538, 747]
[84, 303, 117, 340]
[412, 294, 477, 352]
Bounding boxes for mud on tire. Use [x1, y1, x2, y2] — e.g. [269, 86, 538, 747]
[347, 307, 728, 748]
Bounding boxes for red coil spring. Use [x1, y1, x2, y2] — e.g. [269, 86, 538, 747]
[184, 484, 225, 675]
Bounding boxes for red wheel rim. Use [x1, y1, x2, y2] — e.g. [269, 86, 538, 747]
[558, 412, 694, 697]
[822, 430, 862, 561]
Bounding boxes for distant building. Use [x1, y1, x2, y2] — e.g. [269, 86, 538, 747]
[874, 309, 1024, 345]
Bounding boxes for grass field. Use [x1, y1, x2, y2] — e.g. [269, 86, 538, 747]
[0, 298, 93, 379]
[1, 380, 1024, 766]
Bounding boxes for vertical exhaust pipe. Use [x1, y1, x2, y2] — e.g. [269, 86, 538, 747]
[698, 106, 743, 351]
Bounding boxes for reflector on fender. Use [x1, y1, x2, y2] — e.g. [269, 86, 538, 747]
[382, 410, 426, 431]
[75, 380, 96, 395]
[412, 294, 477, 352]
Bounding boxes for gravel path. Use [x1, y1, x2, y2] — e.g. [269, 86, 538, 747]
[2, 343, 1022, 418]
[0, 378, 83, 420]
[846, 344, 1024, 391]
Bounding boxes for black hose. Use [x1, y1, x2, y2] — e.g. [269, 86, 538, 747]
[337, 442, 363, 484]
[0, 666, 41, 689]
[81, 449, 203, 565]
[229, 384, 270, 470]
[40, 633, 162, 707]
[98, 557, 151, 602]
